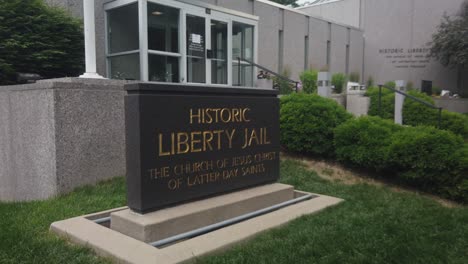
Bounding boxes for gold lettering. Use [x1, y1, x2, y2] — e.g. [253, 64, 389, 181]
[203, 131, 214, 151]
[190, 109, 201, 124]
[177, 133, 190, 154]
[191, 132, 202, 153]
[158, 134, 171, 156]
[225, 129, 236, 149]
[242, 108, 251, 122]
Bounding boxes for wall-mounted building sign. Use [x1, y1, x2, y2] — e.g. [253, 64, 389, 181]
[125, 83, 280, 213]
[378, 47, 431, 69]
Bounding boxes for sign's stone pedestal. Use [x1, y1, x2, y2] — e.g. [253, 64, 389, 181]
[111, 183, 294, 243]
[49, 81, 345, 264]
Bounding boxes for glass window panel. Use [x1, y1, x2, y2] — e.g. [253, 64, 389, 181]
[232, 63, 253, 87]
[187, 57, 205, 83]
[211, 60, 227, 85]
[148, 3, 179, 53]
[232, 22, 254, 61]
[109, 53, 140, 80]
[186, 15, 205, 83]
[107, 4, 139, 54]
[211, 20, 227, 84]
[148, 55, 179, 83]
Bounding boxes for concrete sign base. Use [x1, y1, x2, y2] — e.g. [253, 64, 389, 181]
[50, 184, 343, 264]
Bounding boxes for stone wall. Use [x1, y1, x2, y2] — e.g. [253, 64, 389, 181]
[0, 78, 129, 201]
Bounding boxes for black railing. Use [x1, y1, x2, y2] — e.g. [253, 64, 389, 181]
[378, 84, 443, 128]
[236, 57, 299, 92]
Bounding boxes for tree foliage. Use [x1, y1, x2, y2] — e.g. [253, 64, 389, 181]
[0, 0, 84, 85]
[269, 0, 299, 8]
[430, 1, 468, 68]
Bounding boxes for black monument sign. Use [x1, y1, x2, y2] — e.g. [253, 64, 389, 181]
[125, 83, 280, 213]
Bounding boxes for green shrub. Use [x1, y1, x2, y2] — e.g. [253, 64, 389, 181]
[0, 0, 84, 85]
[406, 81, 415, 91]
[403, 90, 468, 138]
[440, 110, 468, 138]
[366, 87, 395, 119]
[432, 86, 442, 95]
[388, 127, 467, 200]
[331, 73, 347, 94]
[366, 76, 374, 88]
[349, 72, 360, 83]
[280, 93, 352, 156]
[299, 69, 318, 94]
[274, 67, 294, 95]
[403, 90, 436, 126]
[334, 116, 402, 170]
[384, 81, 396, 89]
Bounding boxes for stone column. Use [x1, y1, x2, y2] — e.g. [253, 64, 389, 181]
[79, 0, 104, 79]
[394, 80, 406, 125]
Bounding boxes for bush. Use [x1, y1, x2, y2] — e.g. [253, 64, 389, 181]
[432, 85, 442, 95]
[388, 126, 466, 199]
[366, 88, 468, 138]
[366, 87, 395, 119]
[366, 76, 374, 88]
[299, 70, 318, 94]
[349, 72, 360, 83]
[331, 73, 347, 94]
[334, 116, 402, 170]
[0, 0, 84, 85]
[384, 81, 396, 89]
[403, 90, 468, 138]
[403, 90, 436, 126]
[280, 93, 352, 156]
[274, 67, 294, 95]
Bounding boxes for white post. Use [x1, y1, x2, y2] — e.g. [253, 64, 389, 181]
[394, 80, 406, 125]
[317, 72, 331, 98]
[79, 0, 104, 79]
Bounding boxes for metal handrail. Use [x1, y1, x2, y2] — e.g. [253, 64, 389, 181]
[236, 57, 299, 92]
[378, 84, 443, 128]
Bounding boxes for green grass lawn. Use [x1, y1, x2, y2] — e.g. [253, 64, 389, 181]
[1, 160, 467, 264]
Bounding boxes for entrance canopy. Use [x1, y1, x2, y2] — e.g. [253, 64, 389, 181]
[104, 0, 259, 87]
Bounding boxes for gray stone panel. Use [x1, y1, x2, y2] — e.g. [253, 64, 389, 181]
[361, 0, 464, 91]
[9, 89, 57, 201]
[0, 93, 13, 200]
[349, 29, 364, 81]
[308, 18, 329, 70]
[255, 1, 281, 74]
[53, 85, 126, 194]
[217, 0, 254, 14]
[330, 24, 347, 74]
[283, 10, 307, 80]
[0, 78, 130, 201]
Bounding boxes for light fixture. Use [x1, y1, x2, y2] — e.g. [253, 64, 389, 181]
[152, 11, 163, 16]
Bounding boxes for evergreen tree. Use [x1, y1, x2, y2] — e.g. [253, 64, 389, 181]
[0, 0, 84, 85]
[430, 1, 468, 68]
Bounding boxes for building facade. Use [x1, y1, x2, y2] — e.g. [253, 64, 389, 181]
[45, 0, 364, 86]
[300, 0, 468, 95]
[45, 0, 466, 94]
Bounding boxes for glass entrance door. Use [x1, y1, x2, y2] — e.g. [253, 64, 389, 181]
[186, 14, 206, 83]
[186, 14, 229, 85]
[210, 20, 228, 85]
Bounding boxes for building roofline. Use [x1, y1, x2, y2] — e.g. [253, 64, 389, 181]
[256, 0, 362, 31]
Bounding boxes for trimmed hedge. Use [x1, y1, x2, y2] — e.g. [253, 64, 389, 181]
[334, 116, 402, 170]
[280, 93, 352, 156]
[334, 116, 468, 203]
[299, 70, 318, 94]
[366, 87, 395, 119]
[367, 88, 468, 138]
